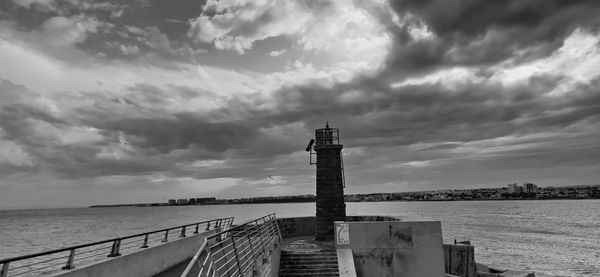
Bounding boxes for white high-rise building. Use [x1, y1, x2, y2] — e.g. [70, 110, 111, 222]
[508, 183, 519, 194]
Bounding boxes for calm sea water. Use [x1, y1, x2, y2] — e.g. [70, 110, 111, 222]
[1, 200, 598, 277]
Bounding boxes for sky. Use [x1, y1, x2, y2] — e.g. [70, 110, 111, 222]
[0, 0, 599, 208]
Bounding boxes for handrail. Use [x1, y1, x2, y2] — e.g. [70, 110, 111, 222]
[0, 217, 234, 277]
[180, 214, 282, 277]
[180, 240, 208, 277]
[205, 213, 276, 239]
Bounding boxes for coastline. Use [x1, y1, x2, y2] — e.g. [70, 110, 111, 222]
[88, 196, 600, 208]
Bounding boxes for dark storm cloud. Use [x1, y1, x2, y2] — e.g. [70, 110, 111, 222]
[89, 114, 259, 153]
[0, 80, 178, 177]
[377, 0, 600, 79]
[0, 0, 210, 63]
[0, 80, 65, 141]
[0, 75, 300, 181]
[270, 75, 598, 147]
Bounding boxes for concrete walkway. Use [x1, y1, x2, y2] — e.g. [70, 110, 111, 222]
[282, 235, 335, 254]
[153, 257, 197, 277]
[280, 236, 339, 277]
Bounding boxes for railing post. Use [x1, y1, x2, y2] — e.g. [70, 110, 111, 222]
[141, 234, 149, 248]
[246, 229, 258, 276]
[230, 236, 244, 276]
[180, 226, 186, 238]
[194, 224, 199, 234]
[205, 222, 211, 231]
[272, 215, 283, 242]
[162, 230, 169, 242]
[247, 230, 255, 253]
[62, 249, 76, 270]
[1, 262, 9, 277]
[107, 239, 121, 257]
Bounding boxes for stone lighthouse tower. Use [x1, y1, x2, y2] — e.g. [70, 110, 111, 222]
[306, 123, 346, 241]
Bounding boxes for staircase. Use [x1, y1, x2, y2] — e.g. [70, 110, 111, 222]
[279, 249, 339, 277]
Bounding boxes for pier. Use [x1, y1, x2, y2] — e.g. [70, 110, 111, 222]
[0, 124, 535, 277]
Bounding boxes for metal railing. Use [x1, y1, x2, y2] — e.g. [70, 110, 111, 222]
[181, 214, 282, 277]
[0, 217, 234, 277]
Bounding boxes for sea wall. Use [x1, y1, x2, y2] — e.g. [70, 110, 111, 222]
[277, 215, 401, 238]
[335, 220, 445, 277]
[53, 230, 216, 277]
[443, 243, 476, 277]
[277, 217, 316, 238]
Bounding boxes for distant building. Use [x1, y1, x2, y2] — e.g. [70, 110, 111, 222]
[195, 197, 216, 204]
[515, 186, 523, 194]
[508, 183, 525, 195]
[168, 199, 176, 205]
[176, 199, 188, 205]
[523, 182, 537, 194]
[508, 183, 519, 194]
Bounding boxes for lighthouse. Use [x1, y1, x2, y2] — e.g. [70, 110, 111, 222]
[306, 123, 346, 241]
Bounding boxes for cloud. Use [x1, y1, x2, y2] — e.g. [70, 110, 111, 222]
[188, 0, 314, 54]
[269, 49, 285, 57]
[188, 0, 391, 74]
[146, 26, 170, 51]
[9, 0, 56, 12]
[119, 44, 140, 55]
[0, 139, 35, 167]
[40, 15, 101, 47]
[9, 0, 126, 15]
[375, 0, 600, 81]
[2, 0, 600, 207]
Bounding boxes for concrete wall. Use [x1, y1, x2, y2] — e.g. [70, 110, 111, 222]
[443, 243, 475, 277]
[277, 217, 316, 238]
[335, 220, 445, 277]
[54, 230, 216, 277]
[345, 215, 402, 222]
[254, 242, 280, 277]
[277, 216, 402, 239]
[337, 249, 357, 277]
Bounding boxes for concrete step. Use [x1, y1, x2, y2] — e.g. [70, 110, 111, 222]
[280, 263, 339, 270]
[280, 252, 337, 256]
[281, 256, 337, 263]
[280, 266, 339, 271]
[281, 255, 337, 259]
[281, 248, 337, 252]
[279, 268, 339, 274]
[280, 258, 338, 264]
[280, 272, 339, 276]
[280, 260, 338, 266]
[281, 254, 337, 259]
[279, 269, 339, 274]
[279, 273, 340, 277]
[279, 250, 339, 277]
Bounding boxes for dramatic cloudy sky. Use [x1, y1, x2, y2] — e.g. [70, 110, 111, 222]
[1, 0, 599, 208]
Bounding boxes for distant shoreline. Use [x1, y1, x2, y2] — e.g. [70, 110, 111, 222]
[88, 196, 600, 208]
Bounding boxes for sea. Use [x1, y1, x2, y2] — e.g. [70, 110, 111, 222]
[0, 200, 598, 277]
